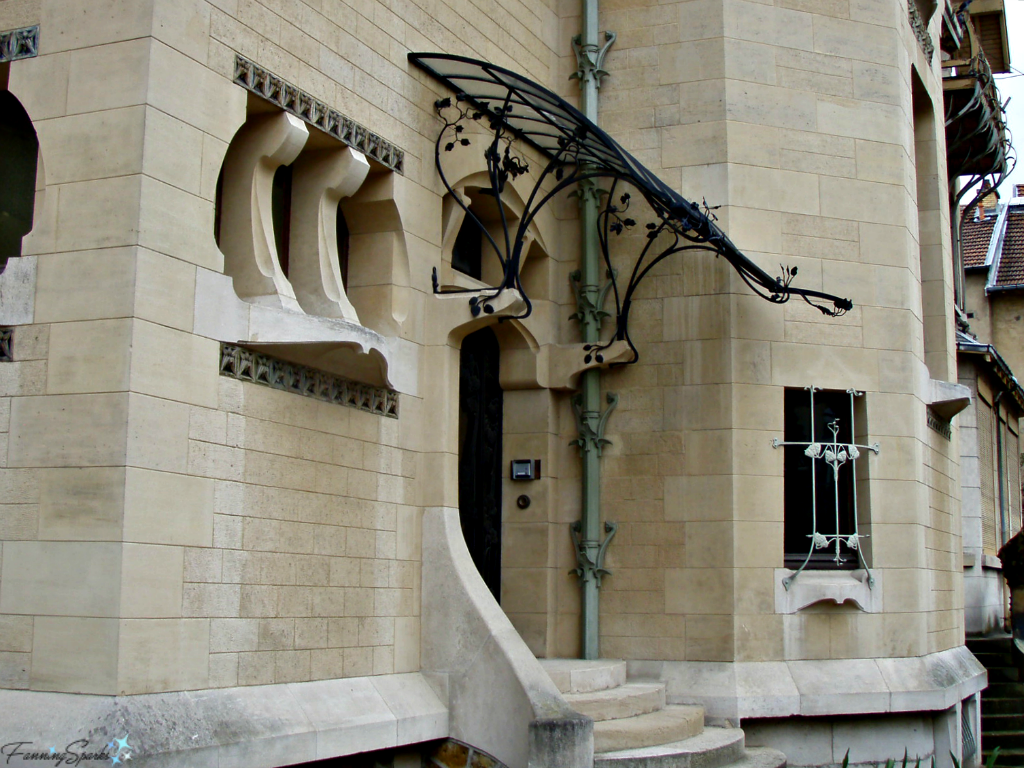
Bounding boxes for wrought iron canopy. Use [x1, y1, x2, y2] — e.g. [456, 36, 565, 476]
[410, 52, 853, 363]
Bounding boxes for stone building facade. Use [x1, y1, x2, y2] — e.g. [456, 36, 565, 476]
[0, 0, 1010, 766]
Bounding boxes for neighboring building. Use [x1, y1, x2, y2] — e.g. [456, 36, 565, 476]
[958, 186, 1024, 636]
[0, 2, 1015, 768]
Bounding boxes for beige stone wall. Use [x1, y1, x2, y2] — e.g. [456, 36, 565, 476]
[0, 0, 567, 694]
[551, 0, 967, 663]
[0, 0, 971, 697]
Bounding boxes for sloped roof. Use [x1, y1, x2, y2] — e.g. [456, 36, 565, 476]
[992, 207, 1024, 288]
[963, 214, 997, 268]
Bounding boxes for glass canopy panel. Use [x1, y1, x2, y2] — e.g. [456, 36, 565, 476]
[409, 51, 853, 331]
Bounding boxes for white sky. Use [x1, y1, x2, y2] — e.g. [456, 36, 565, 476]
[994, 0, 1024, 197]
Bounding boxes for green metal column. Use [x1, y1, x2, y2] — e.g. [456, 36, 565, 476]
[571, 4, 615, 660]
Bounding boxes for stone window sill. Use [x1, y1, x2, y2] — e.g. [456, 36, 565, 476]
[774, 567, 882, 614]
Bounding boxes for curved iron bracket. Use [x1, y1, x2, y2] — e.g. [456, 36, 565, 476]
[411, 53, 853, 365]
[570, 520, 618, 587]
[569, 269, 616, 335]
[570, 31, 616, 90]
[570, 391, 618, 457]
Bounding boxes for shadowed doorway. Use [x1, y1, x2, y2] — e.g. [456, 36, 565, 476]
[458, 327, 503, 601]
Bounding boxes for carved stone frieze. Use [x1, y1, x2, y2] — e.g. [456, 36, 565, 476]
[908, 2, 935, 60]
[927, 407, 952, 439]
[219, 343, 399, 418]
[0, 25, 39, 63]
[233, 55, 404, 174]
[0, 328, 11, 362]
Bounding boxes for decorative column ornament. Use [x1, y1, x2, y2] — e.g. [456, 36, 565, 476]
[570, 31, 616, 90]
[571, 520, 618, 588]
[570, 391, 618, 457]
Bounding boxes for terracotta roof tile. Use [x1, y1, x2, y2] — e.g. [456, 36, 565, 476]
[962, 214, 996, 268]
[994, 207, 1024, 287]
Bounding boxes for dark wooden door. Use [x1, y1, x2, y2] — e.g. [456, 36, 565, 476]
[458, 327, 503, 601]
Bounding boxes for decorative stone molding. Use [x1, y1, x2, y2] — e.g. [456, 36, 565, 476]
[0, 673, 446, 768]
[219, 343, 399, 418]
[233, 55, 404, 174]
[928, 408, 953, 439]
[630, 646, 986, 722]
[0, 328, 12, 362]
[774, 568, 882, 614]
[908, 2, 935, 60]
[0, 25, 39, 63]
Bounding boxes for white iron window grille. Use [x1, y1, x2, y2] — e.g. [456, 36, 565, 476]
[773, 387, 880, 590]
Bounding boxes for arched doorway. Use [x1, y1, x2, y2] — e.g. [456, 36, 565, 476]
[458, 326, 503, 601]
[0, 89, 39, 270]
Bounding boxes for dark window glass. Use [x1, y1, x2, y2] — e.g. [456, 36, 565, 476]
[784, 388, 857, 569]
[336, 203, 350, 290]
[271, 163, 292, 276]
[0, 90, 39, 270]
[452, 213, 482, 279]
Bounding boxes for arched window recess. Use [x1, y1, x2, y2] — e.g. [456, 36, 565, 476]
[411, 53, 853, 365]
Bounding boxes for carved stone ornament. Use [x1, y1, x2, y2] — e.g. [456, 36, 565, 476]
[233, 55, 404, 174]
[0, 25, 39, 64]
[908, 2, 935, 60]
[219, 343, 399, 418]
[0, 328, 11, 362]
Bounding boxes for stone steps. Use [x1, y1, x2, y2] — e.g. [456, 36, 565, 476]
[983, 750, 1024, 767]
[983, 731, 1024, 749]
[543, 659, 628, 694]
[540, 659, 788, 768]
[968, 633, 1024, 768]
[595, 726, 746, 768]
[594, 706, 706, 754]
[566, 682, 667, 722]
[983, 697, 1024, 715]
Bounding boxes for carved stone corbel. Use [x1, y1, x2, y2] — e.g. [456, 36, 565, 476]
[219, 111, 308, 310]
[289, 147, 370, 321]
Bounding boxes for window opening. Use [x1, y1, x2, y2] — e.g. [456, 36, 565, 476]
[214, 166, 225, 248]
[0, 89, 39, 271]
[336, 202, 350, 290]
[773, 387, 880, 589]
[271, 163, 293, 277]
[452, 211, 483, 279]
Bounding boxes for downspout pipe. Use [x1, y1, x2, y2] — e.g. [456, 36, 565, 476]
[996, 390, 1008, 544]
[573, 0, 614, 660]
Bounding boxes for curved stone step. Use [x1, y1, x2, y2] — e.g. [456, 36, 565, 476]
[594, 705, 705, 754]
[566, 682, 667, 721]
[595, 725, 744, 768]
[540, 659, 627, 694]
[729, 747, 788, 768]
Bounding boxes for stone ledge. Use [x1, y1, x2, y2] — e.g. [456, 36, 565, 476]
[193, 267, 420, 394]
[0, 673, 447, 768]
[628, 647, 986, 722]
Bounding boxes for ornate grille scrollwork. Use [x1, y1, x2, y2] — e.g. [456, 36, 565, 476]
[411, 53, 852, 365]
[773, 387, 880, 589]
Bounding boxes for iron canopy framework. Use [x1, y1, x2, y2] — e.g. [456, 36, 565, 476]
[410, 53, 852, 364]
